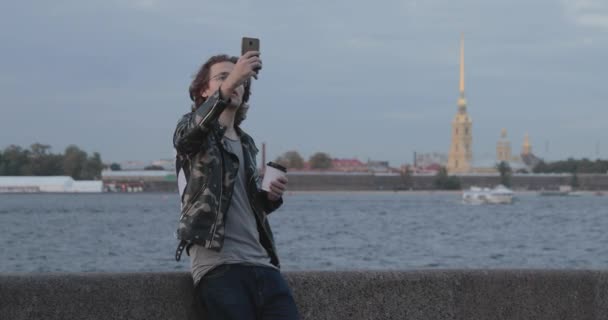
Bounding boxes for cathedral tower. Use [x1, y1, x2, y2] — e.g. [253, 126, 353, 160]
[447, 34, 473, 173]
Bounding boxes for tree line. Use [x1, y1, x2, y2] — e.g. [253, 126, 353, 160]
[533, 158, 608, 174]
[0, 143, 104, 180]
[274, 151, 333, 169]
[432, 157, 608, 190]
[5, 144, 605, 183]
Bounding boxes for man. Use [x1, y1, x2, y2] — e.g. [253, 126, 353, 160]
[173, 51, 299, 320]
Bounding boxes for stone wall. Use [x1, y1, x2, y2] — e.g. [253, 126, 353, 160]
[1, 271, 607, 320]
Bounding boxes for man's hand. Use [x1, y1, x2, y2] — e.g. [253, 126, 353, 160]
[267, 176, 288, 201]
[222, 51, 262, 98]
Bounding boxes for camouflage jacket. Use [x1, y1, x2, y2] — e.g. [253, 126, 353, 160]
[172, 90, 283, 265]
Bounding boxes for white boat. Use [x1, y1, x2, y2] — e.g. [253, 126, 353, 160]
[462, 185, 514, 204]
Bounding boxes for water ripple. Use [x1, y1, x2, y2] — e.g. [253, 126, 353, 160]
[1, 192, 608, 272]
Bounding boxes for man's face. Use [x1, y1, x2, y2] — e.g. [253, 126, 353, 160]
[201, 61, 244, 108]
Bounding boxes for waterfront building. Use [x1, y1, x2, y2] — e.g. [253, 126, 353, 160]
[0, 176, 102, 193]
[496, 129, 512, 163]
[447, 34, 473, 174]
[331, 158, 367, 172]
[494, 130, 542, 172]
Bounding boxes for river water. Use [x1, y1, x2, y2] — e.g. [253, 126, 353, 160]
[1, 192, 607, 272]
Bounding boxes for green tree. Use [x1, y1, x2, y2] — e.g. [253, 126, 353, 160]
[275, 151, 304, 169]
[309, 152, 333, 169]
[496, 161, 512, 187]
[533, 158, 608, 174]
[110, 163, 122, 171]
[63, 145, 88, 180]
[27, 143, 63, 176]
[30, 143, 51, 156]
[1, 145, 31, 175]
[0, 143, 104, 178]
[433, 167, 461, 190]
[533, 161, 548, 173]
[81, 152, 104, 179]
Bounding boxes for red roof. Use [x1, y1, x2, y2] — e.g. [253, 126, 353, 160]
[424, 163, 442, 171]
[332, 158, 365, 168]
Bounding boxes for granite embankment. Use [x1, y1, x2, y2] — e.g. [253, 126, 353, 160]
[2, 270, 608, 320]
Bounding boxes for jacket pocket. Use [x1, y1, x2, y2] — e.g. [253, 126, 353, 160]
[180, 182, 207, 220]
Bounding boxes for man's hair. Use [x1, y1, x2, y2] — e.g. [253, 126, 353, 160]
[189, 54, 252, 126]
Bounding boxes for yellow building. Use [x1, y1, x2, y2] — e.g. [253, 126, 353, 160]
[446, 35, 541, 174]
[447, 34, 473, 174]
[493, 130, 540, 171]
[496, 128, 512, 162]
[522, 133, 532, 156]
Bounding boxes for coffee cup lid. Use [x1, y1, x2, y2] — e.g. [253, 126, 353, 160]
[267, 161, 287, 172]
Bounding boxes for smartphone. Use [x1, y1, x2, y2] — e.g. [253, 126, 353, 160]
[241, 37, 260, 55]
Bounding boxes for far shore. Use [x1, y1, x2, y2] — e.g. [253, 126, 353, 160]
[1, 189, 605, 195]
[285, 189, 605, 195]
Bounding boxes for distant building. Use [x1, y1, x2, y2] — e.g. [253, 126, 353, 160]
[415, 152, 447, 168]
[411, 163, 442, 175]
[445, 35, 543, 175]
[120, 160, 148, 171]
[101, 170, 175, 181]
[111, 159, 175, 172]
[496, 129, 512, 163]
[447, 34, 473, 174]
[493, 130, 542, 172]
[0, 176, 102, 193]
[332, 158, 367, 172]
[307, 158, 394, 173]
[367, 160, 391, 173]
[101, 170, 175, 192]
[151, 159, 175, 171]
[520, 134, 542, 169]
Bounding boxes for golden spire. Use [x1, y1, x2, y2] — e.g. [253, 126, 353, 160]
[459, 33, 465, 94]
[501, 128, 507, 139]
[457, 33, 467, 111]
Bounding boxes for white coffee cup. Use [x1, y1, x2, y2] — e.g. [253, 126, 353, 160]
[262, 162, 287, 192]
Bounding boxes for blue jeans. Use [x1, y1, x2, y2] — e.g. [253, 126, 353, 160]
[197, 264, 300, 320]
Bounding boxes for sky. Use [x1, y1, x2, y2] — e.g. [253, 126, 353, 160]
[1, 0, 607, 167]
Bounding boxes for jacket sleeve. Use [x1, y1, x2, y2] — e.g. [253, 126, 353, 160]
[173, 91, 229, 154]
[257, 190, 283, 215]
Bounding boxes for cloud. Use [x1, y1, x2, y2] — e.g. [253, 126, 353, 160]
[563, 0, 608, 29]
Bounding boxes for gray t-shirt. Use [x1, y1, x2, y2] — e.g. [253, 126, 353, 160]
[191, 137, 275, 286]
